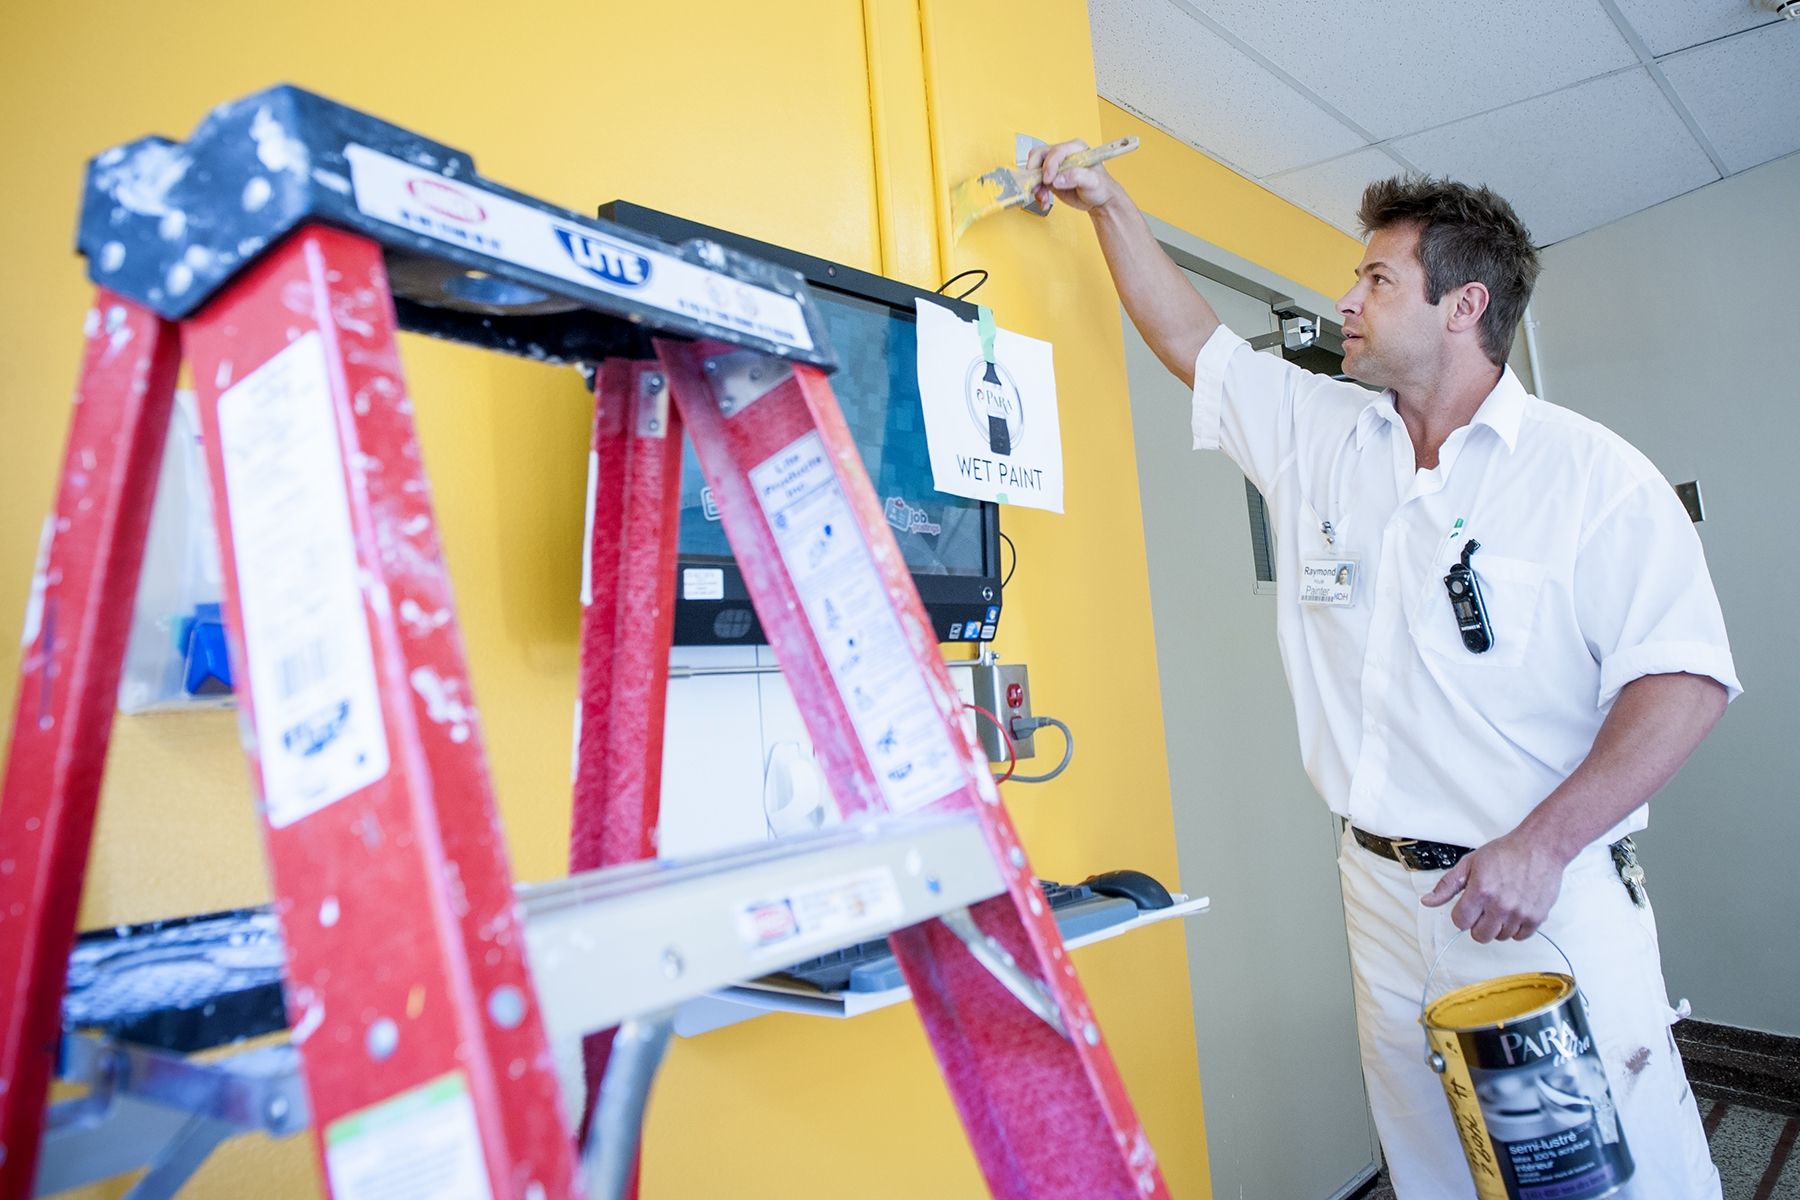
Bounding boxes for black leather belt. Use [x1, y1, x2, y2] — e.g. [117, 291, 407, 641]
[1351, 827, 1472, 872]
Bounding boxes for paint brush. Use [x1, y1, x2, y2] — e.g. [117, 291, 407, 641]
[948, 136, 1140, 239]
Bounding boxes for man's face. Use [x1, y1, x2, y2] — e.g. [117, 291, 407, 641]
[1336, 223, 1445, 389]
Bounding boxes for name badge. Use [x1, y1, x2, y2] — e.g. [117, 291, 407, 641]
[1300, 558, 1358, 607]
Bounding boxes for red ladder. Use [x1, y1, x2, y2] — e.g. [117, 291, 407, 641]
[0, 86, 1169, 1200]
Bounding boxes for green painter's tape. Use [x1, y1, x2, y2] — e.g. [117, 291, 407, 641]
[978, 305, 998, 365]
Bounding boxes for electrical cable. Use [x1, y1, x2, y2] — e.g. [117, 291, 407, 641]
[998, 530, 1017, 590]
[936, 268, 989, 301]
[965, 702, 1017, 783]
[1005, 716, 1073, 784]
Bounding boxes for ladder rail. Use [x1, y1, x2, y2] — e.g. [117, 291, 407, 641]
[179, 225, 576, 1197]
[0, 296, 180, 1194]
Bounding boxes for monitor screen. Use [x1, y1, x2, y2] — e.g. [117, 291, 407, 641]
[598, 202, 1004, 646]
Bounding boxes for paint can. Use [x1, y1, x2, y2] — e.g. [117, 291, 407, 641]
[1420, 932, 1634, 1200]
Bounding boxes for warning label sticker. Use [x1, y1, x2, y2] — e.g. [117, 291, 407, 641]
[325, 1072, 493, 1200]
[736, 867, 906, 958]
[217, 332, 389, 827]
[749, 432, 963, 814]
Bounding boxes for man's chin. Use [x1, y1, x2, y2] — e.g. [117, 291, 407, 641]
[1341, 354, 1381, 387]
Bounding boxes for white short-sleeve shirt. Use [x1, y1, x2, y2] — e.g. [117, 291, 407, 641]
[1190, 325, 1740, 849]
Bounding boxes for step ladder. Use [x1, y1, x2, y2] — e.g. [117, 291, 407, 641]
[0, 86, 1169, 1199]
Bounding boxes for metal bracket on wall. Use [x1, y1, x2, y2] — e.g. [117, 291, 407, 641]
[1675, 480, 1705, 523]
[1016, 134, 1053, 218]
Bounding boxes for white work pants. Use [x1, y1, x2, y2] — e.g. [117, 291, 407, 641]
[1337, 829, 1722, 1200]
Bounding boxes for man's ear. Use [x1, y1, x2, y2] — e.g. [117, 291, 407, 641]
[1446, 282, 1491, 334]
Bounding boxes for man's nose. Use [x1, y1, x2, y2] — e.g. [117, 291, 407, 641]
[1337, 285, 1360, 317]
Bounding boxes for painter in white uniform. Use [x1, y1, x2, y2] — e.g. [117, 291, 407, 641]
[1031, 146, 1738, 1199]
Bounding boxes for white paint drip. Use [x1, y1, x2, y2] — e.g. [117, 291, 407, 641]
[241, 175, 272, 213]
[291, 997, 325, 1044]
[83, 308, 101, 337]
[98, 142, 191, 217]
[215, 360, 234, 388]
[250, 107, 308, 175]
[398, 598, 450, 635]
[166, 262, 194, 296]
[331, 295, 374, 338]
[410, 666, 472, 743]
[159, 209, 187, 240]
[20, 516, 54, 648]
[311, 168, 351, 195]
[319, 896, 340, 927]
[580, 449, 599, 606]
[99, 242, 125, 273]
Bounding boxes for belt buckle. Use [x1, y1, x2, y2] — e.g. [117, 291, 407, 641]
[1387, 838, 1426, 871]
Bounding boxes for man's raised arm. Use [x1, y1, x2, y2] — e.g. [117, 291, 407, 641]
[1031, 139, 1221, 388]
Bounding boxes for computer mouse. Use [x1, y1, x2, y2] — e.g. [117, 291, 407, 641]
[1081, 869, 1174, 911]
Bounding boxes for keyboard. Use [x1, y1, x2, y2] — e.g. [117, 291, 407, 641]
[63, 907, 288, 1053]
[769, 880, 1140, 995]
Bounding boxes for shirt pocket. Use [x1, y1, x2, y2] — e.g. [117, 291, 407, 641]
[1406, 550, 1547, 669]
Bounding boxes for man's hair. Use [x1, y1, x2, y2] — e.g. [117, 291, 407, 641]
[1357, 176, 1540, 366]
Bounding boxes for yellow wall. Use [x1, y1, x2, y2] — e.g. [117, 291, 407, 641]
[1099, 103, 1364, 302]
[0, 2, 1357, 1196]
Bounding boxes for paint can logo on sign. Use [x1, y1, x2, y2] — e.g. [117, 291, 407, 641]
[554, 227, 652, 289]
[404, 177, 486, 224]
[962, 357, 1025, 456]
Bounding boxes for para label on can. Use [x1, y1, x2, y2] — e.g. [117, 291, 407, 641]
[1426, 973, 1634, 1200]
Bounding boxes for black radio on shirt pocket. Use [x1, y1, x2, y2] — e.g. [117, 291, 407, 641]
[1443, 540, 1494, 653]
[1407, 545, 1544, 671]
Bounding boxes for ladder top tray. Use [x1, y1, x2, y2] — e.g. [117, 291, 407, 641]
[78, 84, 837, 368]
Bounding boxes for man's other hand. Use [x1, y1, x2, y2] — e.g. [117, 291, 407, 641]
[1028, 139, 1120, 214]
[1419, 831, 1570, 943]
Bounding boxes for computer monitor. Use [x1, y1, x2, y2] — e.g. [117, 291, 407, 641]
[598, 201, 1004, 647]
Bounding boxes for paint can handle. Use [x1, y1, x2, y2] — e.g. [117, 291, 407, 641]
[1419, 928, 1577, 1072]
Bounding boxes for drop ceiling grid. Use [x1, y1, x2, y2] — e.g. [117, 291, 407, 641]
[1659, 21, 1800, 173]
[1605, 0, 1783, 56]
[1088, 0, 1798, 246]
[1089, 0, 1365, 178]
[1262, 147, 1416, 239]
[1175, 0, 1639, 140]
[1391, 70, 1722, 245]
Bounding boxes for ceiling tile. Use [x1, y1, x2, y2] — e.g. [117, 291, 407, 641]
[1089, 0, 1366, 178]
[1608, 0, 1783, 56]
[1264, 148, 1416, 240]
[1390, 70, 1720, 244]
[1183, 0, 1638, 140]
[1661, 21, 1800, 172]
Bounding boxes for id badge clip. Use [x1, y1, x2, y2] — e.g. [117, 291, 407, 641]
[1301, 519, 1359, 607]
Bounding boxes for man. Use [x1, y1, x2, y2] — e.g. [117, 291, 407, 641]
[1030, 140, 1739, 1198]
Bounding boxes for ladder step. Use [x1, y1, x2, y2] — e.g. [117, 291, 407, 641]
[522, 811, 1001, 1045]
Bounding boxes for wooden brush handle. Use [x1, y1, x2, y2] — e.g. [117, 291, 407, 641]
[1059, 136, 1139, 172]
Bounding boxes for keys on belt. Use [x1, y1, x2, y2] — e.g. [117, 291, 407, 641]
[1611, 835, 1649, 908]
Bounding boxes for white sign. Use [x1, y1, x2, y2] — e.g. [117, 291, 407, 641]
[750, 433, 965, 814]
[343, 144, 814, 353]
[217, 333, 390, 827]
[914, 299, 1064, 513]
